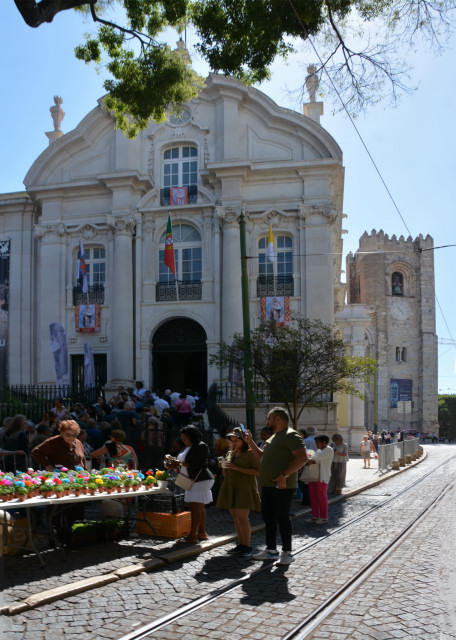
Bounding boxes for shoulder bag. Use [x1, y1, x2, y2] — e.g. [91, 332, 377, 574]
[174, 468, 202, 491]
[299, 463, 320, 484]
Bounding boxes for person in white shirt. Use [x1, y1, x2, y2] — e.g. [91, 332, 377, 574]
[154, 393, 170, 416]
[185, 389, 196, 410]
[170, 390, 180, 407]
[305, 434, 334, 525]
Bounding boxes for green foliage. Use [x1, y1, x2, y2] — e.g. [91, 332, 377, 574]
[438, 394, 456, 440]
[16, 0, 456, 133]
[209, 314, 377, 427]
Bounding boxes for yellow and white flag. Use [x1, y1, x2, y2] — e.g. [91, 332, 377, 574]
[267, 224, 275, 263]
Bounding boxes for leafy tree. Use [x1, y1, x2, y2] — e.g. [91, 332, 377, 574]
[209, 315, 377, 429]
[438, 394, 456, 441]
[14, 0, 456, 136]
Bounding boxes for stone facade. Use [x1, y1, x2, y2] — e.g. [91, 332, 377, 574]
[0, 73, 437, 434]
[344, 230, 438, 433]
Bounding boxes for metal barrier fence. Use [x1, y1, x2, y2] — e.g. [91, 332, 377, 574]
[0, 385, 103, 424]
[377, 438, 420, 474]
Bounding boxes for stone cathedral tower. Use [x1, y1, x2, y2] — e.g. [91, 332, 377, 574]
[346, 230, 438, 434]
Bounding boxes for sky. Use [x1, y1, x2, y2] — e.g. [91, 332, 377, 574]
[1, 2, 455, 393]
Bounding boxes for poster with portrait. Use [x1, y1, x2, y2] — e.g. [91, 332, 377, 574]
[49, 322, 69, 385]
[170, 187, 188, 206]
[75, 304, 101, 332]
[261, 296, 290, 327]
[390, 378, 413, 408]
[0, 240, 10, 389]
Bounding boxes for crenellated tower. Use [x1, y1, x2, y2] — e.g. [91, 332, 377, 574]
[346, 229, 438, 433]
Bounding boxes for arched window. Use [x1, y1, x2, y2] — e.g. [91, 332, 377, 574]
[392, 272, 404, 296]
[257, 235, 293, 296]
[161, 146, 198, 205]
[158, 224, 202, 284]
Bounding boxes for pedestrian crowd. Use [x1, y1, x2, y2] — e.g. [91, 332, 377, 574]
[0, 381, 207, 473]
[0, 391, 430, 562]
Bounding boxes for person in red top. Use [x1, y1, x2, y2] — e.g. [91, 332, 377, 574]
[174, 394, 193, 426]
[32, 420, 86, 470]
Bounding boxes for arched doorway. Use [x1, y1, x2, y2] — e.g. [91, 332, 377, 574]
[152, 319, 207, 395]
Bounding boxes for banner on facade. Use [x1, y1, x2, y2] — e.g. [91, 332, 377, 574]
[84, 343, 95, 388]
[261, 296, 290, 326]
[0, 240, 10, 389]
[49, 322, 69, 385]
[75, 304, 100, 332]
[390, 378, 413, 408]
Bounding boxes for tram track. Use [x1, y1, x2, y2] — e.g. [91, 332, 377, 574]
[116, 454, 456, 640]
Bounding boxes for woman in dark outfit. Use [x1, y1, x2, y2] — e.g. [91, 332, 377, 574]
[165, 425, 214, 543]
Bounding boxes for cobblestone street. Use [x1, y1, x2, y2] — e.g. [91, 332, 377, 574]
[1, 444, 455, 640]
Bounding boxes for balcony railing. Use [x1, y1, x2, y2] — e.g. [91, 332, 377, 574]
[256, 275, 294, 297]
[72, 284, 105, 305]
[156, 280, 202, 301]
[160, 184, 198, 206]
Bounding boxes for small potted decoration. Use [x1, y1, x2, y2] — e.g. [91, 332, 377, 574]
[53, 484, 65, 498]
[154, 469, 169, 489]
[122, 477, 133, 492]
[0, 483, 14, 502]
[131, 477, 141, 491]
[87, 481, 98, 495]
[143, 474, 156, 488]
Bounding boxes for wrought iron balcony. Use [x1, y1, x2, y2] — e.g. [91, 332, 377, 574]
[156, 280, 202, 301]
[160, 184, 198, 206]
[72, 284, 105, 305]
[256, 275, 294, 297]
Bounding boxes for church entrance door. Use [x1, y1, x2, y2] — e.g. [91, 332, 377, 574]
[152, 319, 207, 395]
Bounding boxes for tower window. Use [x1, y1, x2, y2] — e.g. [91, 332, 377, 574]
[392, 272, 404, 296]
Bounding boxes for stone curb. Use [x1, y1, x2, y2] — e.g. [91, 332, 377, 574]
[0, 450, 426, 616]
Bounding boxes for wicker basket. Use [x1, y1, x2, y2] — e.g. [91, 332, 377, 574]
[139, 492, 186, 514]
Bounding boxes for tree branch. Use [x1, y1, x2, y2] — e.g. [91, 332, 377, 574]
[14, 0, 91, 28]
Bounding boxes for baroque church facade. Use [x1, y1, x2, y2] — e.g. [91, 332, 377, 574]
[0, 69, 438, 438]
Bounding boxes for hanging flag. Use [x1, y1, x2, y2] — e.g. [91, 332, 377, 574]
[77, 239, 88, 293]
[267, 224, 276, 263]
[163, 214, 176, 275]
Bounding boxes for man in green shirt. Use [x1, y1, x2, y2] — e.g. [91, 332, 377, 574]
[245, 407, 307, 565]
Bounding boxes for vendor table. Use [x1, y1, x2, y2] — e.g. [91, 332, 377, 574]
[1, 486, 170, 565]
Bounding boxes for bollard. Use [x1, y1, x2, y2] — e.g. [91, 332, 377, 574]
[405, 455, 412, 464]
[391, 461, 400, 470]
[398, 458, 406, 467]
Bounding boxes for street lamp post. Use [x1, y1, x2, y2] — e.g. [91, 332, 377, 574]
[239, 210, 255, 433]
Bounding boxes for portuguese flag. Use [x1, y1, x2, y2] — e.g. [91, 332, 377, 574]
[163, 214, 176, 275]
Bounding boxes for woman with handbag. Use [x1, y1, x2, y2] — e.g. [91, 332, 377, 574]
[304, 434, 334, 525]
[216, 428, 261, 558]
[165, 425, 214, 543]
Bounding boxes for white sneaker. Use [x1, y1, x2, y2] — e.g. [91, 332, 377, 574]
[252, 548, 280, 560]
[277, 551, 295, 566]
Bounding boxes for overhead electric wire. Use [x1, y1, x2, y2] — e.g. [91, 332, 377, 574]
[287, 0, 455, 351]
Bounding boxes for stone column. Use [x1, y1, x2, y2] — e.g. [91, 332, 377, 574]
[106, 214, 136, 383]
[300, 205, 337, 324]
[336, 304, 373, 450]
[34, 222, 68, 384]
[216, 207, 243, 345]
